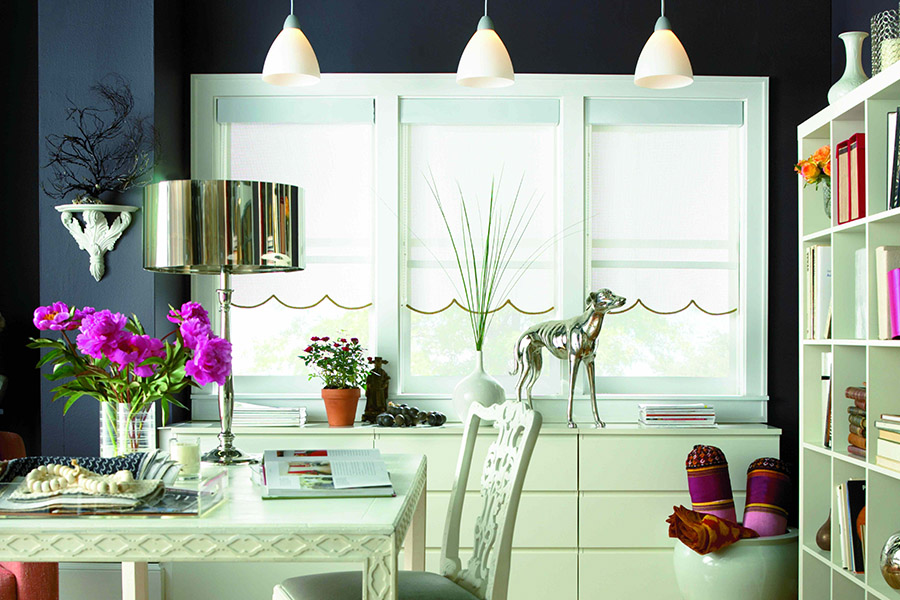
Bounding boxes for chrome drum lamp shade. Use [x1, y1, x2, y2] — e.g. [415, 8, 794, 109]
[143, 180, 304, 274]
[143, 180, 304, 464]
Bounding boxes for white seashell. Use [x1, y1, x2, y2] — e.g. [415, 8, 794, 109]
[37, 466, 47, 475]
[40, 481, 51, 493]
[99, 481, 111, 494]
[49, 478, 61, 491]
[114, 470, 134, 483]
[29, 481, 41, 493]
[63, 471, 76, 484]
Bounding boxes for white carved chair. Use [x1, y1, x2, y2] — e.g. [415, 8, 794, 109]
[272, 399, 542, 600]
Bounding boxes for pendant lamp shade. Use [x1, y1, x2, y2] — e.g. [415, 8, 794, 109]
[262, 13, 321, 86]
[634, 15, 693, 89]
[457, 15, 515, 88]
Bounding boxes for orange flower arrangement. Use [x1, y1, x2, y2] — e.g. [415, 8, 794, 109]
[795, 145, 831, 189]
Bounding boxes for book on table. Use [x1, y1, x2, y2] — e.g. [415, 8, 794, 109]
[256, 449, 395, 499]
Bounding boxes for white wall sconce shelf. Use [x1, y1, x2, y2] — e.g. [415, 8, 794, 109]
[55, 204, 139, 282]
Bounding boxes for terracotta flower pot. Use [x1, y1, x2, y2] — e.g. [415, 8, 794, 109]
[321, 388, 361, 427]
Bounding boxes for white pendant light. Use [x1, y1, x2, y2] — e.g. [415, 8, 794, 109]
[457, 0, 514, 88]
[262, 0, 321, 86]
[634, 0, 693, 89]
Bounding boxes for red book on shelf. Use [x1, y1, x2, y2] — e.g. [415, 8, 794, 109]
[849, 133, 866, 221]
[837, 138, 851, 224]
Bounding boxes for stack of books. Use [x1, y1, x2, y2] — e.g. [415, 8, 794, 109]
[835, 132, 866, 225]
[835, 479, 866, 573]
[232, 402, 307, 427]
[638, 404, 715, 427]
[805, 245, 832, 340]
[846, 386, 866, 458]
[874, 414, 900, 473]
[875, 246, 900, 340]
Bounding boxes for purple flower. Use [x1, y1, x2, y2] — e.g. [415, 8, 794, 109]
[179, 318, 213, 350]
[167, 301, 211, 326]
[110, 334, 165, 376]
[76, 309, 129, 359]
[186, 336, 232, 387]
[33, 302, 78, 331]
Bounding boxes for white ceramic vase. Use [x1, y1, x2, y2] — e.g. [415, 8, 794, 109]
[673, 529, 798, 600]
[452, 350, 505, 421]
[828, 31, 870, 104]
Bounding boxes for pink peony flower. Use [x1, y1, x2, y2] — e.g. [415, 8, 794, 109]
[76, 310, 129, 359]
[179, 318, 213, 351]
[33, 302, 78, 331]
[186, 336, 232, 387]
[110, 334, 165, 377]
[168, 301, 211, 326]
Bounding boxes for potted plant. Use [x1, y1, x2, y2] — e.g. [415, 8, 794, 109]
[795, 144, 831, 218]
[28, 301, 231, 456]
[299, 336, 368, 426]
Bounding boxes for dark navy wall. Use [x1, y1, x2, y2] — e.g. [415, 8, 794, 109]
[0, 1, 40, 453]
[36, 1, 185, 455]
[832, 0, 891, 82]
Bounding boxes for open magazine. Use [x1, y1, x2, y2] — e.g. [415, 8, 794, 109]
[257, 449, 394, 499]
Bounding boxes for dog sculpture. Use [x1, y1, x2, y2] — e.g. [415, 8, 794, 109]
[511, 288, 626, 428]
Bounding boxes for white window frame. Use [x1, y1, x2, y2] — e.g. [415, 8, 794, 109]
[190, 74, 768, 424]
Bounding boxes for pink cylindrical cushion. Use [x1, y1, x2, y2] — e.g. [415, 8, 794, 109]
[685, 445, 737, 522]
[742, 458, 790, 537]
[0, 562, 58, 600]
[0, 565, 16, 600]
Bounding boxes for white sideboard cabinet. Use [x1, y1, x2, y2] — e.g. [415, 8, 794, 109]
[154, 422, 779, 600]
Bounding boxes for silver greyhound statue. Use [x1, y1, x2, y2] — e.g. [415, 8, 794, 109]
[511, 288, 626, 428]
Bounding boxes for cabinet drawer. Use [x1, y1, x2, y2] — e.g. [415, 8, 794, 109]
[579, 491, 747, 548]
[580, 549, 680, 600]
[376, 433, 575, 491]
[579, 434, 779, 491]
[427, 491, 577, 549]
[425, 549, 577, 600]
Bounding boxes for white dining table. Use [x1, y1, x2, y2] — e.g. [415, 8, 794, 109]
[0, 453, 427, 600]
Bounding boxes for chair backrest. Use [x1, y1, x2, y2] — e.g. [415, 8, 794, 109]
[439, 400, 542, 600]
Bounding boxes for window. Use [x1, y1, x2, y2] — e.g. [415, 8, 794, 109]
[191, 75, 767, 421]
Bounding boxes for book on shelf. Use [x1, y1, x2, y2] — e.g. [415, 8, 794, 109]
[845, 479, 866, 573]
[805, 245, 832, 339]
[849, 423, 866, 436]
[891, 268, 900, 339]
[232, 401, 307, 427]
[890, 109, 898, 208]
[877, 437, 900, 462]
[849, 133, 866, 221]
[823, 352, 833, 447]
[875, 420, 900, 433]
[257, 449, 395, 499]
[856, 247, 868, 338]
[638, 404, 716, 427]
[892, 107, 900, 209]
[879, 429, 900, 443]
[845, 386, 866, 403]
[876, 453, 900, 473]
[836, 483, 849, 569]
[838, 138, 851, 224]
[848, 432, 867, 450]
[880, 413, 900, 423]
[848, 406, 865, 417]
[875, 246, 900, 339]
[847, 445, 866, 458]
[849, 413, 867, 428]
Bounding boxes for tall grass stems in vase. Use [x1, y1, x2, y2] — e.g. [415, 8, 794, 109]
[426, 173, 542, 419]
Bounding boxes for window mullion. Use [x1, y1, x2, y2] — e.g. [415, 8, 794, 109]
[374, 94, 401, 396]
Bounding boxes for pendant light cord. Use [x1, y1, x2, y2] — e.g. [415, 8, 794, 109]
[290, 0, 295, 15]
[660, 0, 665, 17]
[484, 0, 488, 17]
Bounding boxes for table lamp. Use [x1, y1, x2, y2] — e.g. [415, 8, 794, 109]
[143, 180, 304, 464]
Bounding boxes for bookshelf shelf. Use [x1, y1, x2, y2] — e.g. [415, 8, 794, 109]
[799, 64, 900, 598]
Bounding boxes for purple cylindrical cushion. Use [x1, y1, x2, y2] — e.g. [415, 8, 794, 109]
[742, 457, 790, 537]
[685, 444, 737, 522]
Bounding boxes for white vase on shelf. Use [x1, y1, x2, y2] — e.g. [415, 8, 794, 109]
[828, 31, 869, 104]
[452, 350, 505, 421]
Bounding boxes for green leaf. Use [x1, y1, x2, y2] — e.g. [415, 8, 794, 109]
[36, 348, 65, 368]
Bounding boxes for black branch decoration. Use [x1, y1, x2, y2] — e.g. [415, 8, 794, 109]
[43, 74, 159, 204]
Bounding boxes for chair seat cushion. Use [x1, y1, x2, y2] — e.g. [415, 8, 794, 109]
[274, 570, 480, 600]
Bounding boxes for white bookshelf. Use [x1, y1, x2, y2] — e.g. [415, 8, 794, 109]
[799, 59, 900, 599]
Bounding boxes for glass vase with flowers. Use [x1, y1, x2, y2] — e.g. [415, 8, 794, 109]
[299, 336, 368, 426]
[795, 145, 832, 219]
[29, 301, 231, 456]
